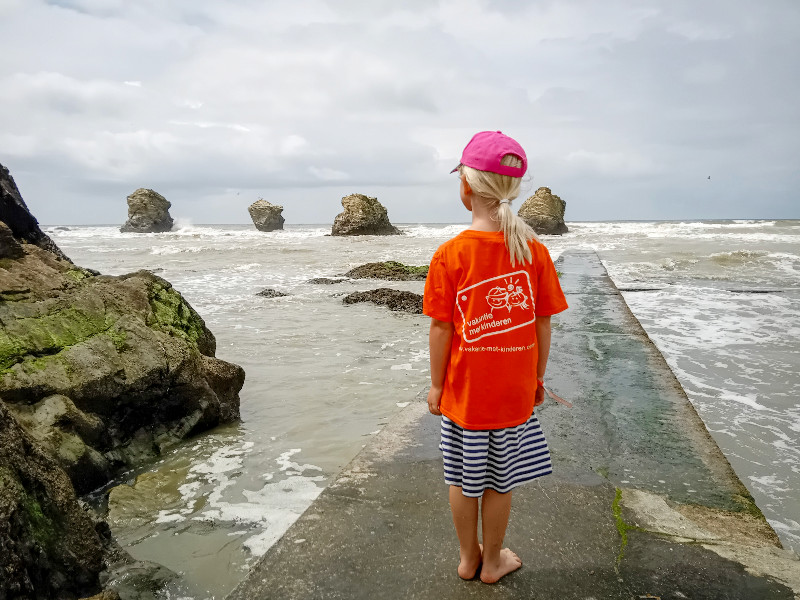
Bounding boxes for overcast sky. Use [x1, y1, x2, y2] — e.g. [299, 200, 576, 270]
[1, 0, 798, 225]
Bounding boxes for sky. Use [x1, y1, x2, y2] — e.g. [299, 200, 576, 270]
[0, 0, 798, 225]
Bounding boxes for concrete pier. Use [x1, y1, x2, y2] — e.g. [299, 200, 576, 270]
[229, 249, 799, 599]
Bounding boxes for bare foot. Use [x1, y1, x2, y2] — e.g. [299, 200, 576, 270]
[480, 548, 521, 584]
[457, 543, 482, 580]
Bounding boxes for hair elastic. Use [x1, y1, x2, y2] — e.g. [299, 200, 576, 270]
[499, 198, 511, 204]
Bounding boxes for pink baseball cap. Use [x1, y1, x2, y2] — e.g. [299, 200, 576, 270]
[450, 130, 527, 178]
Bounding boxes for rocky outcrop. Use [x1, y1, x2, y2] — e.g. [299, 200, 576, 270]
[517, 187, 569, 235]
[0, 164, 246, 599]
[344, 261, 428, 281]
[0, 163, 245, 597]
[1, 164, 245, 487]
[248, 199, 285, 232]
[256, 288, 289, 298]
[342, 288, 423, 314]
[1, 164, 70, 261]
[120, 189, 174, 233]
[331, 194, 400, 236]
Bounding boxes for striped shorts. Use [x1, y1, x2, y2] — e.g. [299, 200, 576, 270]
[439, 414, 552, 498]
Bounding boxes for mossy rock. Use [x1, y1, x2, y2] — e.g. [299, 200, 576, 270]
[342, 288, 423, 314]
[344, 261, 428, 281]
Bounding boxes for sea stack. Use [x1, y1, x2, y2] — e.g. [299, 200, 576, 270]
[120, 188, 174, 233]
[331, 193, 400, 236]
[248, 199, 285, 232]
[517, 187, 569, 235]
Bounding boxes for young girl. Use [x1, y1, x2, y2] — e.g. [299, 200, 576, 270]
[423, 131, 568, 584]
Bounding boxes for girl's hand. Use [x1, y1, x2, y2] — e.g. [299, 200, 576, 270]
[534, 384, 545, 407]
[427, 385, 443, 415]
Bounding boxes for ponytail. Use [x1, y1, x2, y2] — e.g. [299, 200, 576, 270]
[460, 155, 538, 267]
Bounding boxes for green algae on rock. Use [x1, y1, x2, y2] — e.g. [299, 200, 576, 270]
[1, 161, 245, 598]
[342, 288, 423, 314]
[344, 261, 428, 281]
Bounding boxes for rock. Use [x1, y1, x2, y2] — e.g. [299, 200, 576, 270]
[0, 401, 105, 599]
[344, 261, 428, 281]
[342, 288, 423, 314]
[307, 278, 348, 285]
[0, 221, 24, 259]
[256, 288, 289, 298]
[517, 187, 569, 235]
[0, 265, 246, 494]
[97, 537, 179, 600]
[331, 194, 401, 236]
[1, 163, 245, 497]
[1, 163, 239, 599]
[1, 164, 70, 261]
[248, 199, 285, 232]
[120, 189, 174, 233]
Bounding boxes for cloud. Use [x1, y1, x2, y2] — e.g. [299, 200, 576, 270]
[0, 0, 798, 224]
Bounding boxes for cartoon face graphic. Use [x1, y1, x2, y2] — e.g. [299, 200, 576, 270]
[485, 277, 529, 313]
[486, 286, 509, 309]
[455, 270, 536, 343]
[508, 286, 529, 309]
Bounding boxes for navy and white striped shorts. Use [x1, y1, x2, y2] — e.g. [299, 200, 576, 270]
[439, 414, 552, 498]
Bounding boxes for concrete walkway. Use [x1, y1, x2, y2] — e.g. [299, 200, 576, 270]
[229, 249, 799, 600]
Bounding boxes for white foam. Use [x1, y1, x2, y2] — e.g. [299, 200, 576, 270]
[402, 224, 469, 238]
[276, 449, 323, 474]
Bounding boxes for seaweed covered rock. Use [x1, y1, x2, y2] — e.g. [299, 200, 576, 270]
[0, 164, 245, 496]
[307, 277, 347, 285]
[120, 188, 174, 234]
[342, 288, 423, 314]
[344, 261, 428, 281]
[0, 401, 105, 599]
[331, 194, 400, 236]
[517, 187, 569, 235]
[248, 199, 285, 232]
[256, 288, 289, 298]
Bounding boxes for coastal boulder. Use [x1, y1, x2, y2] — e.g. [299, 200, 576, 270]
[0, 163, 245, 496]
[342, 288, 423, 314]
[120, 188, 174, 233]
[331, 194, 400, 236]
[344, 261, 428, 281]
[248, 199, 285, 232]
[517, 187, 569, 235]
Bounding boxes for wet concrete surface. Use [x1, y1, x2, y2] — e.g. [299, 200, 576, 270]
[229, 249, 799, 600]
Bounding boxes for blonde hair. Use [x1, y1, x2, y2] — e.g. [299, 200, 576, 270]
[460, 154, 538, 266]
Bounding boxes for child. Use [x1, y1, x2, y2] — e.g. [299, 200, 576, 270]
[423, 131, 568, 584]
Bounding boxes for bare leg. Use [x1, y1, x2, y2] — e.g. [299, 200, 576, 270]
[479, 489, 521, 583]
[448, 485, 482, 579]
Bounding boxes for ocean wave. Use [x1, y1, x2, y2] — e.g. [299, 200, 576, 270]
[401, 223, 469, 238]
[709, 250, 770, 265]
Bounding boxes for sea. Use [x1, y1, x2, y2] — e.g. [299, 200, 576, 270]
[45, 220, 800, 599]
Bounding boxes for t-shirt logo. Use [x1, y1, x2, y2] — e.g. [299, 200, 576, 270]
[456, 270, 536, 343]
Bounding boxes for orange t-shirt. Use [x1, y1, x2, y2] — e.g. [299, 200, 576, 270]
[423, 230, 568, 429]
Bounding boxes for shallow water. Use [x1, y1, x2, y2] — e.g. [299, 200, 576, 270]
[48, 220, 800, 598]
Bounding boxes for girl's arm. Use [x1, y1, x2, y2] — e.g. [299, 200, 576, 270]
[427, 317, 454, 415]
[534, 316, 551, 406]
